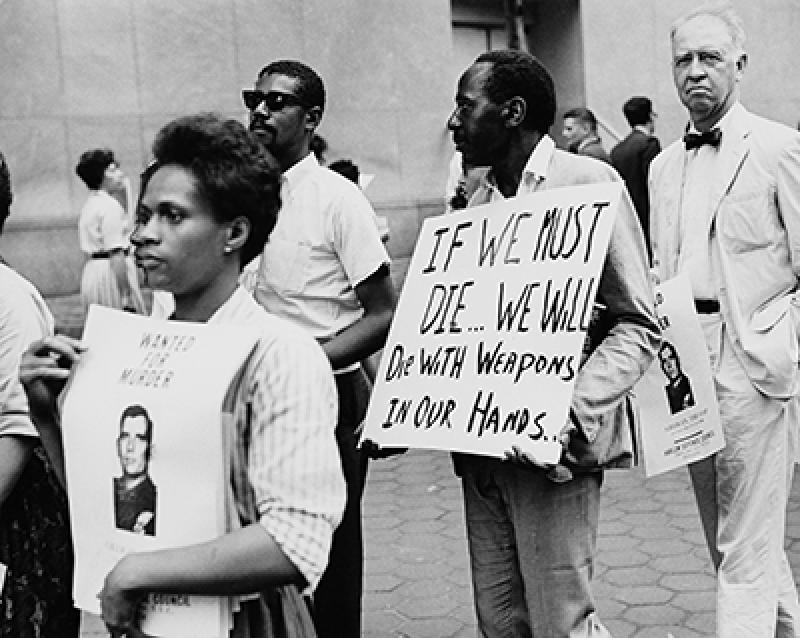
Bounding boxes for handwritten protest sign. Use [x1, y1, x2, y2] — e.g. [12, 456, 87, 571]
[362, 182, 624, 462]
[635, 274, 724, 476]
[61, 305, 259, 638]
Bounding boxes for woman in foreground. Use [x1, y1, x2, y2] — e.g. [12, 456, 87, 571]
[22, 114, 345, 638]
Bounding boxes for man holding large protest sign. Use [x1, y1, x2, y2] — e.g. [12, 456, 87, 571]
[446, 50, 659, 637]
[649, 3, 800, 634]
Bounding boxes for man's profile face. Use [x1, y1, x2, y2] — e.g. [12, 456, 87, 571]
[447, 62, 508, 167]
[248, 73, 310, 160]
[117, 415, 150, 477]
[659, 347, 681, 381]
[671, 14, 744, 130]
[561, 116, 587, 149]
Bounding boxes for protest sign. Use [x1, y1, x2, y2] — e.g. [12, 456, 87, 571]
[60, 305, 259, 638]
[361, 182, 623, 462]
[635, 274, 724, 476]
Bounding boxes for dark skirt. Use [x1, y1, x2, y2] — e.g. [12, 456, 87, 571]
[0, 446, 79, 638]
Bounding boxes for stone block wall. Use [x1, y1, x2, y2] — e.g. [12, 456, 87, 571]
[0, 0, 455, 295]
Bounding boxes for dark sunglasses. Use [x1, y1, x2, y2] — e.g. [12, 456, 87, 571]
[242, 89, 306, 112]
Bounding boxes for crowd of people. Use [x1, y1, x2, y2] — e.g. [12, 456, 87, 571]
[1, 1, 800, 637]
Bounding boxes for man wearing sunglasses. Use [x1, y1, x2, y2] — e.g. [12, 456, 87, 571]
[242, 59, 397, 638]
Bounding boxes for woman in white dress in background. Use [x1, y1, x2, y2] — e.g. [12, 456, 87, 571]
[75, 148, 145, 314]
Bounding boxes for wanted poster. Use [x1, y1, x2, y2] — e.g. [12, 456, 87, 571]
[635, 274, 724, 477]
[60, 305, 258, 637]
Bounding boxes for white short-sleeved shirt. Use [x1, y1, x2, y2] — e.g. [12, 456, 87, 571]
[250, 153, 390, 341]
[0, 264, 55, 438]
[78, 190, 133, 255]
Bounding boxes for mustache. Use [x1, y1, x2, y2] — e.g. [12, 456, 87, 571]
[249, 115, 273, 133]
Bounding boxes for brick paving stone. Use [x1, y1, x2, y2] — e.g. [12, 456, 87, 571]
[604, 565, 662, 586]
[600, 549, 651, 567]
[596, 596, 626, 619]
[394, 579, 462, 602]
[603, 617, 637, 637]
[624, 512, 672, 527]
[617, 499, 664, 512]
[638, 538, 695, 556]
[599, 520, 633, 535]
[366, 514, 404, 530]
[397, 506, 447, 521]
[660, 572, 717, 591]
[398, 521, 447, 536]
[630, 524, 684, 540]
[672, 590, 715, 612]
[613, 585, 674, 605]
[368, 573, 403, 593]
[684, 610, 715, 634]
[624, 604, 686, 625]
[363, 608, 407, 633]
[598, 534, 640, 551]
[394, 594, 458, 619]
[662, 503, 701, 517]
[650, 554, 709, 573]
[396, 617, 466, 638]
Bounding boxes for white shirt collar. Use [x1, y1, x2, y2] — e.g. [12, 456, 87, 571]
[283, 151, 319, 191]
[481, 134, 555, 198]
[686, 101, 742, 136]
[521, 134, 555, 185]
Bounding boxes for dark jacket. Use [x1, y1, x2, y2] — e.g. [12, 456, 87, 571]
[611, 130, 661, 254]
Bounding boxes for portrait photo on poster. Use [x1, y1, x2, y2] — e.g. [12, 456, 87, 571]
[113, 403, 157, 536]
[659, 340, 695, 414]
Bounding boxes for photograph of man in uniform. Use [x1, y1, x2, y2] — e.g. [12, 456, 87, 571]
[659, 341, 695, 414]
[113, 404, 156, 535]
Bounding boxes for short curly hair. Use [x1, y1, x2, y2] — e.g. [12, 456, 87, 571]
[76, 148, 116, 190]
[257, 59, 326, 115]
[139, 113, 281, 268]
[474, 50, 556, 134]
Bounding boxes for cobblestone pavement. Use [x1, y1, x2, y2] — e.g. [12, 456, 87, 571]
[80, 447, 800, 637]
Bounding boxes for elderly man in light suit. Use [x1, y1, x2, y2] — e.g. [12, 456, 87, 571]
[649, 3, 800, 636]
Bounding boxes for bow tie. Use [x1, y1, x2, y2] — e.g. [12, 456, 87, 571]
[683, 128, 722, 150]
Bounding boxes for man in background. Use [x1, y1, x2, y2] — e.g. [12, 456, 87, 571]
[562, 107, 610, 162]
[611, 96, 661, 255]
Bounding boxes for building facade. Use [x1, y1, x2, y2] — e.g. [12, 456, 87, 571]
[1, 0, 798, 297]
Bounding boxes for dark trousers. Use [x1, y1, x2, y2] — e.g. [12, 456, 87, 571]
[312, 368, 371, 638]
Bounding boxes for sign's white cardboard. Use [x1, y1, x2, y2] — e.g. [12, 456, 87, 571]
[362, 182, 623, 464]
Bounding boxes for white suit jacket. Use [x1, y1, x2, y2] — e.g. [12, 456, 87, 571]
[650, 105, 800, 398]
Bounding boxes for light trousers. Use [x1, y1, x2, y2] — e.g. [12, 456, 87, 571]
[460, 457, 611, 638]
[690, 314, 800, 637]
